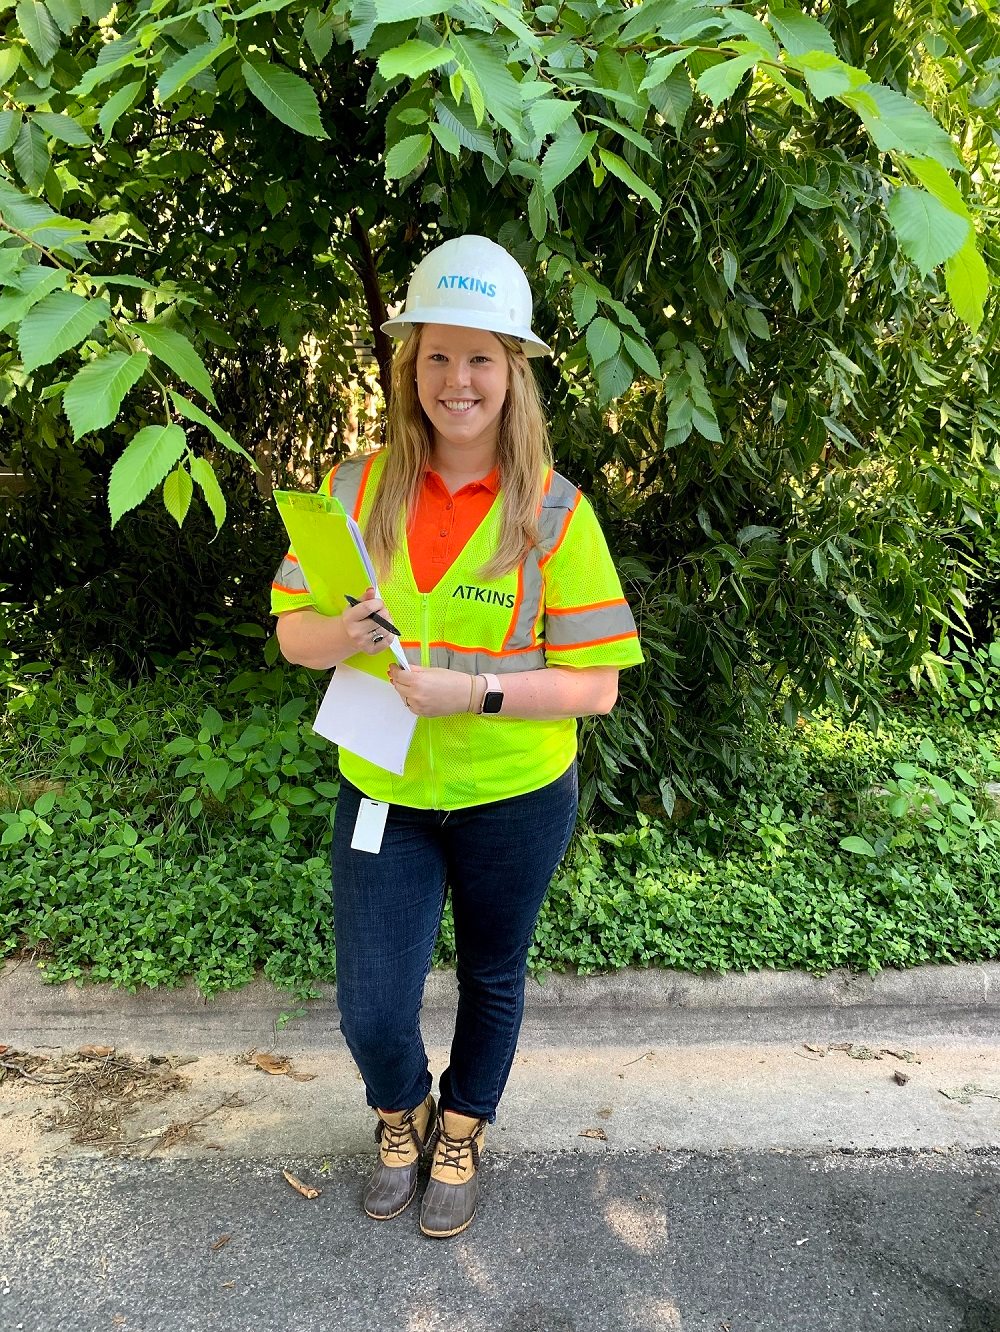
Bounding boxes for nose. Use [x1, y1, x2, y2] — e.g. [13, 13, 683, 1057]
[444, 360, 472, 389]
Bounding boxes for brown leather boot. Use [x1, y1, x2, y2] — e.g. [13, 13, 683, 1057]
[363, 1093, 436, 1220]
[419, 1108, 487, 1238]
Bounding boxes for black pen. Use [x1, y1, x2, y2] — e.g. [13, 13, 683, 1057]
[345, 595, 401, 638]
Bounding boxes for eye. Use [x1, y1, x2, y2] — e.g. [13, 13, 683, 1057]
[472, 355, 492, 364]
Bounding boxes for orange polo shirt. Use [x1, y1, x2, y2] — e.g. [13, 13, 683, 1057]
[408, 465, 500, 593]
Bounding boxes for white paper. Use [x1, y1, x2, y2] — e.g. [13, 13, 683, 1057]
[312, 664, 417, 775]
[350, 798, 389, 854]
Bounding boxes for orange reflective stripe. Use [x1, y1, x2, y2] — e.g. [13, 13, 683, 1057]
[547, 631, 637, 651]
[546, 597, 628, 616]
[271, 583, 309, 595]
[352, 452, 378, 520]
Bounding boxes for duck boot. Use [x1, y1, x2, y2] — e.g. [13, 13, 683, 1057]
[419, 1109, 487, 1238]
[363, 1093, 437, 1221]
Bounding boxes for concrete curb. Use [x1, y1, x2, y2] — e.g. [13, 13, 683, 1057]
[2, 958, 998, 1020]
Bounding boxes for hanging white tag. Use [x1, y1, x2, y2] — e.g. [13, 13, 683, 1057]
[350, 798, 389, 855]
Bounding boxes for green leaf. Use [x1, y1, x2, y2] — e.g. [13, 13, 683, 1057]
[41, 0, 81, 33]
[792, 52, 867, 101]
[158, 40, 230, 104]
[33, 111, 91, 146]
[649, 66, 692, 130]
[596, 348, 634, 402]
[695, 54, 756, 107]
[190, 454, 227, 531]
[377, 39, 451, 80]
[598, 148, 662, 209]
[17, 291, 109, 372]
[429, 120, 461, 156]
[303, 9, 335, 63]
[588, 115, 654, 156]
[13, 120, 50, 192]
[527, 180, 546, 241]
[540, 124, 598, 195]
[0, 49, 22, 88]
[0, 265, 66, 330]
[840, 835, 876, 857]
[385, 133, 431, 178]
[16, 0, 61, 65]
[528, 96, 578, 140]
[98, 81, 144, 139]
[478, 0, 541, 49]
[108, 423, 187, 526]
[623, 332, 661, 378]
[0, 111, 22, 153]
[571, 283, 598, 327]
[842, 83, 960, 171]
[768, 5, 837, 57]
[887, 187, 970, 277]
[434, 98, 497, 160]
[449, 33, 524, 138]
[169, 390, 256, 465]
[241, 59, 328, 139]
[163, 464, 193, 526]
[902, 157, 970, 221]
[640, 49, 690, 91]
[944, 233, 989, 333]
[374, 0, 450, 18]
[586, 316, 621, 365]
[134, 323, 217, 406]
[63, 350, 149, 439]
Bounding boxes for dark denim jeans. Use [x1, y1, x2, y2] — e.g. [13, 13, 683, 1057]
[331, 763, 578, 1123]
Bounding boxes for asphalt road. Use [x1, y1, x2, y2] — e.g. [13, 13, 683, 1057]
[3, 1146, 998, 1332]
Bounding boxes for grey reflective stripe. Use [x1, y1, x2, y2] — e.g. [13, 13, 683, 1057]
[503, 470, 581, 653]
[545, 602, 637, 648]
[428, 645, 546, 675]
[273, 556, 309, 593]
[330, 455, 373, 518]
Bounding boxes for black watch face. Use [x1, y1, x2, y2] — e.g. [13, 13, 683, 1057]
[482, 691, 503, 714]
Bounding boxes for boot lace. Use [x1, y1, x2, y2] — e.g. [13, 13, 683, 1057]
[436, 1126, 479, 1174]
[378, 1116, 418, 1163]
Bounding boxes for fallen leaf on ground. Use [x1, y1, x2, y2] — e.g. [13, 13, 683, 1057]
[283, 1170, 321, 1199]
[210, 1235, 232, 1251]
[78, 1045, 114, 1058]
[882, 1048, 921, 1064]
[803, 1043, 825, 1053]
[0, 1045, 8, 1055]
[893, 1071, 910, 1086]
[288, 1072, 317, 1082]
[579, 1127, 608, 1141]
[252, 1053, 290, 1075]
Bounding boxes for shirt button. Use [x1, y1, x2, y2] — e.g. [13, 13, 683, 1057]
[445, 502, 453, 510]
[439, 530, 448, 538]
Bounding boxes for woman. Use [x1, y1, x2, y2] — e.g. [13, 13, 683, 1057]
[271, 235, 643, 1238]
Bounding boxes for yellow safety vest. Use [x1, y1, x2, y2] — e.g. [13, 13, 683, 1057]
[274, 449, 643, 810]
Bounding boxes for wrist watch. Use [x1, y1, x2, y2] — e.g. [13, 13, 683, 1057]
[479, 672, 504, 714]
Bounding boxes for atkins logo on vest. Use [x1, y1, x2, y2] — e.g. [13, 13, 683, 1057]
[452, 585, 516, 608]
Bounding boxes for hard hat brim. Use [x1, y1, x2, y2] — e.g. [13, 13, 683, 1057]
[380, 308, 552, 358]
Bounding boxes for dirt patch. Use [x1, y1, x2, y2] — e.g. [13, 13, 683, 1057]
[0, 1045, 211, 1153]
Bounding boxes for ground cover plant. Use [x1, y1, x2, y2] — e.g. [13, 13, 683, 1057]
[2, 650, 997, 999]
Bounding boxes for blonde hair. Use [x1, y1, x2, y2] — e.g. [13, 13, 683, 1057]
[364, 326, 552, 582]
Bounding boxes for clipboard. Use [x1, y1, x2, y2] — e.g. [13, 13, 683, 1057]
[273, 489, 408, 680]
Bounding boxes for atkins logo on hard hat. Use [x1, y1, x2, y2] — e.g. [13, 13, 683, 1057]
[380, 234, 552, 358]
[436, 275, 498, 296]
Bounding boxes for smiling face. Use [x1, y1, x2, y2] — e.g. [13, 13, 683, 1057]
[414, 323, 510, 461]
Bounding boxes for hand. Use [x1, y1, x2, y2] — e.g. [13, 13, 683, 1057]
[388, 664, 475, 718]
[341, 587, 395, 657]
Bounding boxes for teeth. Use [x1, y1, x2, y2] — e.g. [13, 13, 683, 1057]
[443, 400, 476, 412]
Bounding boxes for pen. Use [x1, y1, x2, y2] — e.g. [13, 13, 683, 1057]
[345, 595, 401, 638]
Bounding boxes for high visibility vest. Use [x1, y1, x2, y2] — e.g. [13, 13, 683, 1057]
[278, 449, 642, 810]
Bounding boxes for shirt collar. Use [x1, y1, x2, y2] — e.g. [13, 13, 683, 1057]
[423, 464, 500, 496]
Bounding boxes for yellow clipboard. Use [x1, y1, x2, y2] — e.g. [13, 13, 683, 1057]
[273, 489, 403, 679]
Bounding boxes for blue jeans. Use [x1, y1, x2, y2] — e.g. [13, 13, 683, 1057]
[331, 763, 579, 1123]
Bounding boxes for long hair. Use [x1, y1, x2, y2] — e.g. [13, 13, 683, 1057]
[364, 325, 552, 582]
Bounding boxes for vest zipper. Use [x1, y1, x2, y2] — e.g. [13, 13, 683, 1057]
[420, 594, 438, 809]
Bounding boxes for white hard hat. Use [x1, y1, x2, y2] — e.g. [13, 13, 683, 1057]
[380, 235, 552, 358]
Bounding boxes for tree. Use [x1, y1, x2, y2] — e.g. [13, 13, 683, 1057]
[2, 0, 999, 811]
